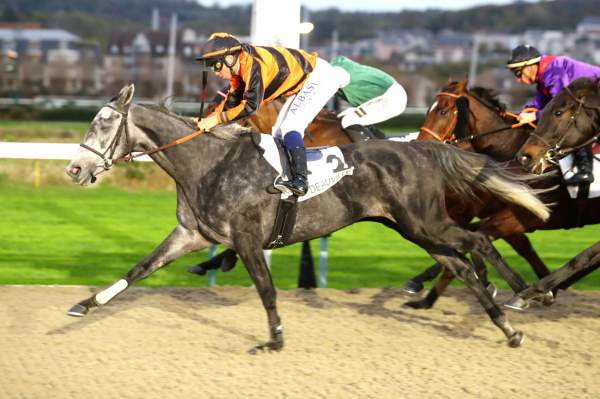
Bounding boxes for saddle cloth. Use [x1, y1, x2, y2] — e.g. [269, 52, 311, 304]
[257, 134, 354, 202]
[559, 143, 600, 199]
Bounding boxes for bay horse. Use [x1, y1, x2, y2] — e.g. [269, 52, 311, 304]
[65, 84, 549, 348]
[239, 99, 354, 146]
[404, 80, 567, 309]
[509, 77, 600, 308]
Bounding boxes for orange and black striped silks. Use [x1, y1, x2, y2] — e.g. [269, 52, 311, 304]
[214, 44, 318, 123]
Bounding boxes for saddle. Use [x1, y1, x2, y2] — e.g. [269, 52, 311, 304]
[250, 133, 354, 248]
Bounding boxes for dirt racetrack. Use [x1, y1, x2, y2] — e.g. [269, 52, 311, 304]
[1, 284, 599, 398]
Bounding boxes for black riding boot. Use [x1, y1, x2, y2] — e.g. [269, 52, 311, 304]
[564, 145, 595, 185]
[344, 124, 374, 142]
[280, 147, 308, 196]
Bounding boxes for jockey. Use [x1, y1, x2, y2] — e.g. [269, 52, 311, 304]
[507, 44, 600, 185]
[330, 56, 407, 141]
[195, 32, 348, 196]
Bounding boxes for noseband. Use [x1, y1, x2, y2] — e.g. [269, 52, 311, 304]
[79, 104, 133, 173]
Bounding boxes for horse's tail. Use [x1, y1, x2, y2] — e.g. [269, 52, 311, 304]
[420, 142, 550, 221]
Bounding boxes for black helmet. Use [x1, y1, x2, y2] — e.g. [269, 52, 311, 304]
[195, 32, 241, 63]
[507, 44, 541, 69]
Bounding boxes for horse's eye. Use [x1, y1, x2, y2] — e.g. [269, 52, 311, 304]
[440, 109, 448, 116]
[554, 110, 563, 117]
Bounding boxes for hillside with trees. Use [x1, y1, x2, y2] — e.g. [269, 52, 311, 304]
[1, 0, 599, 47]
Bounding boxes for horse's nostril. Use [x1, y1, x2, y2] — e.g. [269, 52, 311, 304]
[69, 167, 81, 176]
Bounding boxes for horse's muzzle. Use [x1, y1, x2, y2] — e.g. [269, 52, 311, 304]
[65, 164, 95, 185]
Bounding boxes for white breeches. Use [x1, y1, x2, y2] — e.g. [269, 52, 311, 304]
[271, 58, 349, 139]
[338, 82, 407, 128]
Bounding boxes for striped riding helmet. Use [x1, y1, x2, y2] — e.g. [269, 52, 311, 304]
[196, 33, 242, 62]
[506, 44, 541, 69]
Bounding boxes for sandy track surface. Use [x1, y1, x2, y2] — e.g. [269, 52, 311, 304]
[1, 285, 599, 398]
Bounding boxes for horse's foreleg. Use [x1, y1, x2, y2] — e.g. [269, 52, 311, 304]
[401, 263, 443, 294]
[234, 232, 283, 353]
[68, 224, 211, 317]
[506, 241, 600, 310]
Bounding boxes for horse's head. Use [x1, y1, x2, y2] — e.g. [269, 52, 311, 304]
[516, 77, 600, 174]
[419, 80, 470, 143]
[65, 84, 135, 185]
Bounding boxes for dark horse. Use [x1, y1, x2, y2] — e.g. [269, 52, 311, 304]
[65, 84, 549, 349]
[189, 99, 380, 275]
[509, 77, 600, 308]
[404, 80, 578, 309]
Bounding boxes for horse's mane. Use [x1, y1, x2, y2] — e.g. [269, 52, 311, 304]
[469, 87, 507, 113]
[138, 102, 253, 140]
[441, 81, 507, 113]
[569, 77, 600, 93]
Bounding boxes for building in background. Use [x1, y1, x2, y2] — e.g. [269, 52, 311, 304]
[0, 24, 102, 97]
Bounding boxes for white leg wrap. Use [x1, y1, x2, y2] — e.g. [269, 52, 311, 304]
[95, 279, 128, 305]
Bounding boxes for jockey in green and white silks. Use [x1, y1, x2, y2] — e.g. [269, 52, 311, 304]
[330, 56, 408, 141]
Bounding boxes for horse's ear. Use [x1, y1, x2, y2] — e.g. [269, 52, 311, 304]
[456, 80, 468, 94]
[114, 84, 135, 109]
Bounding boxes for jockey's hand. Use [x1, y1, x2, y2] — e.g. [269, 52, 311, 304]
[197, 114, 219, 132]
[517, 110, 537, 125]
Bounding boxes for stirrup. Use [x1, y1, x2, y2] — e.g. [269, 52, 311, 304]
[564, 172, 594, 185]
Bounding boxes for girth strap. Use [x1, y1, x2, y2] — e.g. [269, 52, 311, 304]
[266, 195, 298, 249]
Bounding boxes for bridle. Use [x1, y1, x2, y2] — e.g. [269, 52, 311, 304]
[79, 103, 205, 181]
[421, 89, 536, 145]
[535, 86, 600, 165]
[419, 92, 462, 142]
[79, 104, 133, 178]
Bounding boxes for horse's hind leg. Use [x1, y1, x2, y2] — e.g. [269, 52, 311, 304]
[68, 224, 211, 317]
[502, 234, 550, 279]
[404, 267, 453, 309]
[457, 230, 528, 294]
[188, 248, 239, 276]
[234, 231, 283, 353]
[404, 252, 496, 310]
[430, 249, 524, 347]
[402, 263, 443, 294]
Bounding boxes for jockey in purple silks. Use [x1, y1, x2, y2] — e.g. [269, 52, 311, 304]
[507, 44, 600, 185]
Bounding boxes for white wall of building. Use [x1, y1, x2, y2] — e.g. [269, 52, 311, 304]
[251, 0, 301, 48]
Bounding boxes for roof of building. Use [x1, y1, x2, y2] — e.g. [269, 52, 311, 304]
[0, 28, 80, 42]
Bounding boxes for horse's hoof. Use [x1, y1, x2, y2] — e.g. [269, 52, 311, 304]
[67, 303, 89, 317]
[248, 340, 284, 355]
[508, 331, 525, 348]
[401, 280, 424, 295]
[540, 291, 554, 306]
[188, 265, 208, 276]
[403, 299, 433, 310]
[486, 282, 498, 299]
[504, 295, 529, 311]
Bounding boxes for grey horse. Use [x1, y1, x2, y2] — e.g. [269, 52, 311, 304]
[65, 84, 549, 350]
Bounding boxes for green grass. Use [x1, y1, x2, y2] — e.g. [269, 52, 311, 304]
[0, 120, 88, 142]
[1, 181, 599, 290]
